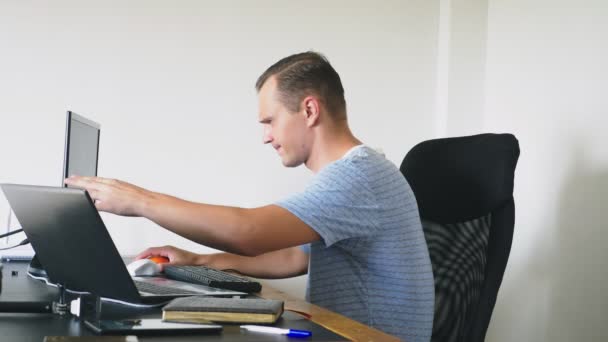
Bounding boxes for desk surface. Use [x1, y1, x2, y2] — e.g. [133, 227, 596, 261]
[0, 261, 399, 342]
[259, 283, 400, 342]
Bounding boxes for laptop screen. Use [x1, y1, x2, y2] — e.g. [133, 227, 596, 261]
[62, 111, 100, 187]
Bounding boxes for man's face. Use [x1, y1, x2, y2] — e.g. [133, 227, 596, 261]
[258, 77, 309, 168]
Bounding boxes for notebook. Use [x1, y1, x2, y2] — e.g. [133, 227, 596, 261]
[162, 297, 284, 324]
[0, 184, 246, 303]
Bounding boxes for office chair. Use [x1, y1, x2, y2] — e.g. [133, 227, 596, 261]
[400, 133, 519, 342]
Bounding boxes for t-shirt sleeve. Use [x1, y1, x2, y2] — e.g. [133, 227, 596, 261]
[299, 244, 311, 254]
[275, 163, 381, 247]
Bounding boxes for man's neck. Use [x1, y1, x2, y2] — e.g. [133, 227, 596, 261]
[305, 127, 362, 174]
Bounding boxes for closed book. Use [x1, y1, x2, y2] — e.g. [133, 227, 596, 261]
[162, 297, 284, 324]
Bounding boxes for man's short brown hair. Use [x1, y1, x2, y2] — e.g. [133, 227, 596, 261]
[256, 51, 347, 121]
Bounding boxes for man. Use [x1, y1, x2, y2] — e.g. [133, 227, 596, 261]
[66, 51, 434, 341]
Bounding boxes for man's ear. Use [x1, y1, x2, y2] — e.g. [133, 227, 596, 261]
[302, 96, 320, 127]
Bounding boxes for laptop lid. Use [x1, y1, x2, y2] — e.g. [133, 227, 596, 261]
[1, 184, 246, 303]
[1, 184, 145, 302]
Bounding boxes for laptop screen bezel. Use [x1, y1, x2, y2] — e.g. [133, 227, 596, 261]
[62, 111, 101, 187]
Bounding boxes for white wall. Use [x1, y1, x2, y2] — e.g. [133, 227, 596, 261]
[0, 0, 440, 298]
[434, 0, 489, 137]
[436, 0, 608, 340]
[482, 0, 608, 341]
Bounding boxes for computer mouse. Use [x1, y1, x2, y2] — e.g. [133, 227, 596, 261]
[148, 256, 169, 264]
[126, 259, 162, 277]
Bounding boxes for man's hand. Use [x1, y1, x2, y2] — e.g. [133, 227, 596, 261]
[64, 176, 155, 216]
[135, 245, 205, 270]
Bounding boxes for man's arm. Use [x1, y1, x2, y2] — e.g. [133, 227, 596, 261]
[205, 247, 309, 278]
[137, 245, 309, 279]
[143, 193, 319, 256]
[64, 176, 320, 256]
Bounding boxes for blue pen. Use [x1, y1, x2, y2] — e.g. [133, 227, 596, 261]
[240, 325, 312, 338]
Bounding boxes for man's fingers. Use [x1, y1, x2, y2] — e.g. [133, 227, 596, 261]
[135, 247, 163, 260]
[97, 177, 118, 185]
[134, 251, 153, 260]
[79, 187, 107, 205]
[65, 176, 105, 190]
[67, 175, 95, 183]
[93, 200, 108, 212]
[63, 177, 86, 187]
[66, 176, 116, 186]
[87, 189, 100, 199]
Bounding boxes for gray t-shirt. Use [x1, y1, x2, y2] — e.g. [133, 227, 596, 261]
[276, 145, 434, 342]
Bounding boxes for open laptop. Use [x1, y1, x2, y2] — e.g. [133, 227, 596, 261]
[0, 183, 245, 303]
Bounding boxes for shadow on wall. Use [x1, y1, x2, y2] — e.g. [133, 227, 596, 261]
[546, 150, 608, 341]
[486, 143, 608, 342]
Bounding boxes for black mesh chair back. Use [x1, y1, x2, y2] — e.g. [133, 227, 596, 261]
[400, 133, 519, 342]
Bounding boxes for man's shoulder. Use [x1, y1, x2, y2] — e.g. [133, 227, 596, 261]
[319, 146, 390, 177]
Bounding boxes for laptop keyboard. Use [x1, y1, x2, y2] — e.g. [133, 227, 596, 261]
[163, 265, 262, 293]
[133, 280, 201, 295]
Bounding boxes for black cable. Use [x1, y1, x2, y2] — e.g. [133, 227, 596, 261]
[0, 229, 23, 239]
[0, 238, 29, 251]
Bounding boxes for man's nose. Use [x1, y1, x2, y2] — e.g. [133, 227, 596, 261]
[262, 126, 272, 144]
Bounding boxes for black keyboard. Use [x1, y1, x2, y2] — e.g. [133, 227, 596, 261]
[133, 280, 201, 295]
[163, 265, 262, 293]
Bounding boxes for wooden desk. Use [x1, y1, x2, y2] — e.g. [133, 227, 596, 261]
[260, 285, 400, 342]
[0, 261, 399, 341]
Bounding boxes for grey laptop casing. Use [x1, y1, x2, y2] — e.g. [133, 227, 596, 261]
[1, 184, 244, 303]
